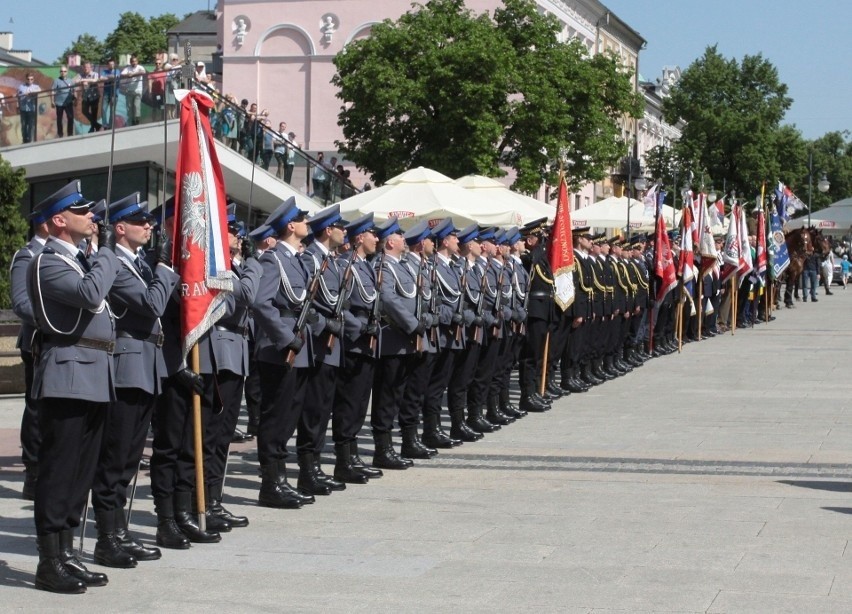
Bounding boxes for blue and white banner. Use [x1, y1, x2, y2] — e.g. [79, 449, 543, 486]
[768, 211, 790, 279]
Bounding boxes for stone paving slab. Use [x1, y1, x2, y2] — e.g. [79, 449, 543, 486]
[2, 290, 852, 611]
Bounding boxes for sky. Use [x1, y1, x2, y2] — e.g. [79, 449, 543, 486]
[6, 0, 850, 140]
[603, 0, 851, 140]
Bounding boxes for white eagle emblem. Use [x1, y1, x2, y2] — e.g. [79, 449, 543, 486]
[181, 171, 208, 261]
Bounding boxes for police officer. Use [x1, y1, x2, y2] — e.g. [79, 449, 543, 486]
[10, 209, 49, 501]
[90, 193, 177, 568]
[251, 198, 315, 509]
[27, 180, 119, 593]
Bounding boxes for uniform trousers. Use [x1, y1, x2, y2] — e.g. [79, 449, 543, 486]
[20, 350, 40, 468]
[469, 335, 500, 410]
[489, 329, 515, 397]
[518, 316, 548, 396]
[371, 355, 415, 433]
[332, 353, 375, 444]
[244, 337, 262, 428]
[150, 375, 194, 499]
[424, 346, 457, 421]
[548, 314, 572, 374]
[92, 387, 155, 512]
[399, 352, 436, 428]
[35, 399, 106, 535]
[297, 361, 337, 456]
[204, 371, 245, 491]
[447, 336, 481, 413]
[257, 362, 307, 465]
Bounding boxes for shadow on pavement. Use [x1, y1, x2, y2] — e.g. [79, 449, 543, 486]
[777, 479, 852, 492]
[822, 507, 852, 515]
[0, 560, 35, 590]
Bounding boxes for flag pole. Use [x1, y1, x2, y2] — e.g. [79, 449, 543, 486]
[539, 332, 550, 397]
[191, 343, 207, 531]
[731, 276, 737, 335]
[697, 276, 704, 340]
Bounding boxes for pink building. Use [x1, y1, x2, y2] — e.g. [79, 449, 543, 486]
[219, 0, 643, 203]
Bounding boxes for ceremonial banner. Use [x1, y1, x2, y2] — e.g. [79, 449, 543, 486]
[737, 204, 753, 280]
[755, 208, 767, 285]
[548, 174, 575, 311]
[720, 204, 741, 284]
[643, 182, 659, 219]
[696, 192, 719, 275]
[679, 202, 696, 283]
[172, 90, 233, 360]
[768, 211, 790, 279]
[654, 191, 677, 307]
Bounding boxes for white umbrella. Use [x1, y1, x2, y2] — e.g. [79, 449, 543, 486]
[454, 174, 555, 224]
[785, 197, 852, 232]
[339, 167, 521, 229]
[572, 195, 680, 231]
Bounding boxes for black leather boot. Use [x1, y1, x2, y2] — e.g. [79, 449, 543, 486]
[401, 426, 438, 459]
[277, 460, 316, 504]
[94, 510, 138, 568]
[450, 410, 482, 441]
[545, 380, 563, 399]
[35, 533, 86, 594]
[466, 407, 500, 433]
[114, 508, 161, 561]
[195, 488, 231, 533]
[258, 463, 304, 508]
[498, 388, 526, 418]
[209, 482, 249, 528]
[372, 432, 409, 470]
[22, 464, 37, 501]
[581, 362, 603, 386]
[334, 443, 369, 484]
[592, 359, 613, 381]
[154, 496, 190, 549]
[421, 414, 460, 448]
[174, 491, 221, 543]
[486, 393, 514, 425]
[519, 394, 548, 413]
[561, 368, 588, 393]
[349, 441, 383, 478]
[297, 452, 332, 495]
[314, 457, 347, 491]
[59, 529, 108, 586]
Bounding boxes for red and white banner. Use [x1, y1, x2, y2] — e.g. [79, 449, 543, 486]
[654, 204, 677, 307]
[548, 174, 575, 311]
[172, 90, 233, 360]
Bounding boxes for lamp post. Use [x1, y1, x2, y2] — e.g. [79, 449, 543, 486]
[626, 171, 646, 241]
[808, 150, 831, 227]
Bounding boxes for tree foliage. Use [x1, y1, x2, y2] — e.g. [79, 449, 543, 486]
[57, 34, 106, 65]
[805, 131, 852, 212]
[332, 0, 641, 193]
[662, 46, 792, 195]
[103, 12, 180, 62]
[0, 156, 30, 308]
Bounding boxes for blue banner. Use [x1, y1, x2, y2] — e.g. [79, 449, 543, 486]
[768, 212, 790, 279]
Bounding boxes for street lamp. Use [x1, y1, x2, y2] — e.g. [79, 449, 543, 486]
[626, 172, 646, 240]
[807, 150, 830, 227]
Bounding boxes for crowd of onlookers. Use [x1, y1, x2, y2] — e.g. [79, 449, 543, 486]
[8, 56, 357, 203]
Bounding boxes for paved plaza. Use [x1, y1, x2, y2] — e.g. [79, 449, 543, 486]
[1, 289, 852, 612]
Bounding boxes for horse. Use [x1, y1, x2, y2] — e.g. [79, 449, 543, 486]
[780, 227, 831, 307]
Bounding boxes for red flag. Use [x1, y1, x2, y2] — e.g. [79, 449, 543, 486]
[654, 207, 677, 306]
[172, 90, 233, 360]
[548, 174, 575, 311]
[678, 202, 695, 282]
[755, 208, 767, 280]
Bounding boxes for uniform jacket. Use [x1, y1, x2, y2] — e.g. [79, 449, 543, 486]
[302, 241, 343, 367]
[342, 255, 380, 356]
[376, 254, 419, 356]
[402, 253, 439, 354]
[433, 253, 466, 351]
[110, 246, 179, 394]
[27, 237, 119, 403]
[520, 245, 555, 322]
[508, 256, 529, 325]
[10, 236, 45, 354]
[573, 250, 594, 319]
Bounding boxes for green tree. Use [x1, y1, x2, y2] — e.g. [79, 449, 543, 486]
[332, 0, 641, 192]
[0, 156, 29, 308]
[663, 46, 792, 195]
[806, 131, 852, 212]
[57, 33, 106, 65]
[102, 12, 180, 63]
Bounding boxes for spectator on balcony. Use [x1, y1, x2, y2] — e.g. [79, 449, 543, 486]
[165, 54, 182, 119]
[240, 102, 257, 159]
[311, 152, 332, 204]
[273, 121, 289, 180]
[261, 118, 274, 171]
[100, 59, 120, 129]
[284, 131, 298, 185]
[253, 109, 269, 164]
[194, 61, 212, 85]
[220, 94, 238, 149]
[51, 65, 76, 138]
[148, 59, 168, 121]
[120, 55, 147, 126]
[76, 61, 101, 133]
[17, 72, 40, 143]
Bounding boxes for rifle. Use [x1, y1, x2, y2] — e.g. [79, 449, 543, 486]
[428, 253, 439, 345]
[491, 259, 507, 338]
[414, 254, 426, 353]
[327, 245, 358, 351]
[454, 258, 469, 342]
[367, 251, 386, 354]
[286, 255, 329, 366]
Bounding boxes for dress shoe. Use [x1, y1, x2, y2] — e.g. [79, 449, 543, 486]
[174, 491, 221, 543]
[422, 424, 461, 448]
[59, 529, 109, 586]
[22, 465, 37, 501]
[486, 406, 514, 425]
[545, 382, 563, 399]
[94, 510, 138, 568]
[333, 442, 369, 484]
[450, 417, 483, 442]
[297, 453, 332, 495]
[349, 441, 384, 478]
[231, 428, 254, 444]
[208, 483, 249, 528]
[36, 533, 86, 594]
[259, 463, 304, 508]
[314, 459, 347, 491]
[115, 508, 161, 561]
[564, 377, 589, 393]
[372, 432, 409, 470]
[498, 390, 525, 418]
[467, 411, 500, 434]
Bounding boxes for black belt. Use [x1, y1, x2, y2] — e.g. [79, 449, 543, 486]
[528, 291, 552, 299]
[116, 329, 164, 348]
[41, 334, 115, 354]
[215, 323, 249, 337]
[278, 309, 297, 318]
[350, 307, 371, 318]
